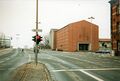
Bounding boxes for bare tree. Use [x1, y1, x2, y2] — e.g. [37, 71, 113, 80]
[42, 35, 50, 49]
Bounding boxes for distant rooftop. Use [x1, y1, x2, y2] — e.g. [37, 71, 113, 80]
[99, 39, 111, 42]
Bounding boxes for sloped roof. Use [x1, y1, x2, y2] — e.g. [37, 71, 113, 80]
[57, 20, 98, 32]
[71, 20, 98, 27]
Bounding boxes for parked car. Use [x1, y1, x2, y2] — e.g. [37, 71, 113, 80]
[95, 50, 111, 54]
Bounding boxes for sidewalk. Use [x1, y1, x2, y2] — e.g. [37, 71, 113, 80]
[10, 62, 52, 81]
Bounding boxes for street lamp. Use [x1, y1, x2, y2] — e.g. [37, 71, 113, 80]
[88, 16, 95, 51]
[88, 16, 95, 22]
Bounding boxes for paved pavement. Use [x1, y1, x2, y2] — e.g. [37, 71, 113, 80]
[10, 62, 52, 81]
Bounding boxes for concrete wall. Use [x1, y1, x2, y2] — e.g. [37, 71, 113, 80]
[49, 29, 57, 50]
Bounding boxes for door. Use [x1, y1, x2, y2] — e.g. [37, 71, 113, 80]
[79, 44, 89, 51]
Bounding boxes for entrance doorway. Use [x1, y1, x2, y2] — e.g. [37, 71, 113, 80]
[79, 44, 89, 51]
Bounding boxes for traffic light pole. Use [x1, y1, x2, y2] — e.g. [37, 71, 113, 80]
[35, 0, 39, 65]
[36, 0, 38, 34]
[35, 45, 38, 65]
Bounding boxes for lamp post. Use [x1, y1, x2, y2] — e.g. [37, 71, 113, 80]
[88, 16, 95, 51]
[88, 16, 95, 23]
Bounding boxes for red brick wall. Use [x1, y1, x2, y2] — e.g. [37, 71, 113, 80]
[55, 20, 99, 52]
[56, 26, 69, 51]
[110, 2, 120, 55]
[111, 5, 120, 47]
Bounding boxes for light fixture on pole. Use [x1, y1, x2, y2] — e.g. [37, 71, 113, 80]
[88, 16, 95, 22]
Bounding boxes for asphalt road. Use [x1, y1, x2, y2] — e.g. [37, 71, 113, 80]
[1, 49, 120, 81]
[0, 48, 29, 81]
[27, 50, 120, 81]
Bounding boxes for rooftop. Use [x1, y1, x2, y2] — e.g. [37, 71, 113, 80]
[99, 39, 111, 42]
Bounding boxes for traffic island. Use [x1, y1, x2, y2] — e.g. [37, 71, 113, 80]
[10, 62, 52, 81]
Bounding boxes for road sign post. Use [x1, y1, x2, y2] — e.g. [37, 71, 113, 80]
[32, 29, 42, 32]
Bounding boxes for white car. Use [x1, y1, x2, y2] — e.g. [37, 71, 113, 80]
[95, 50, 111, 54]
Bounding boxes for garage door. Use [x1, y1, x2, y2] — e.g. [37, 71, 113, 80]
[79, 44, 89, 51]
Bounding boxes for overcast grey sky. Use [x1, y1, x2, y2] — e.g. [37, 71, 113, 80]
[0, 0, 110, 48]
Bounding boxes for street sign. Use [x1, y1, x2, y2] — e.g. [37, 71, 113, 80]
[32, 29, 42, 32]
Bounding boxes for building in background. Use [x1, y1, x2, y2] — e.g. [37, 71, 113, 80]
[50, 20, 99, 52]
[99, 39, 111, 50]
[0, 33, 11, 48]
[49, 29, 58, 50]
[109, 0, 120, 56]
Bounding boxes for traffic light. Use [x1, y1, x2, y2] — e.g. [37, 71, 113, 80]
[32, 36, 36, 42]
[36, 35, 42, 45]
[32, 34, 42, 45]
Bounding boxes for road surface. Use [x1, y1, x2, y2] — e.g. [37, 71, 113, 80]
[0, 49, 120, 81]
[0, 48, 29, 81]
[28, 50, 120, 81]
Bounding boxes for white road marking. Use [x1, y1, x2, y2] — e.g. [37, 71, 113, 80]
[52, 68, 120, 72]
[0, 68, 15, 70]
[52, 68, 120, 81]
[0, 61, 4, 63]
[59, 54, 99, 65]
[0, 57, 11, 63]
[0, 52, 18, 64]
[80, 70, 104, 81]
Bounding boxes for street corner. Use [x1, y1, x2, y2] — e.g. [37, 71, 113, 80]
[9, 62, 53, 81]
